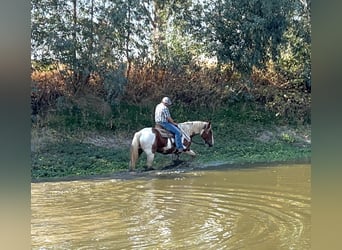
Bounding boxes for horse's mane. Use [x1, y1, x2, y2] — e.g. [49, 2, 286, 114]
[178, 121, 209, 137]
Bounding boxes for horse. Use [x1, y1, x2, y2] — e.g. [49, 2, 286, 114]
[129, 121, 214, 171]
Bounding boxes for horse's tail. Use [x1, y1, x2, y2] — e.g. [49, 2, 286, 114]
[129, 131, 141, 171]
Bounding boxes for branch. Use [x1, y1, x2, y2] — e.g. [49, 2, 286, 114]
[140, 1, 156, 28]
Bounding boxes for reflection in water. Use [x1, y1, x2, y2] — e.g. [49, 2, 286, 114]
[31, 164, 311, 249]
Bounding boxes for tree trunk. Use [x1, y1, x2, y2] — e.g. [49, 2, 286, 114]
[126, 0, 132, 79]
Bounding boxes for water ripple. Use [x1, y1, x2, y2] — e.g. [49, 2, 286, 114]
[31, 164, 311, 250]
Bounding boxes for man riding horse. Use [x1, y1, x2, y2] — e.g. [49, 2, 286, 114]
[154, 97, 186, 153]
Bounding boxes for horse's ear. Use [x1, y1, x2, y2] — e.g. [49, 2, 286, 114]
[207, 121, 211, 129]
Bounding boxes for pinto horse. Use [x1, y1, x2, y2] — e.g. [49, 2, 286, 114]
[129, 121, 214, 171]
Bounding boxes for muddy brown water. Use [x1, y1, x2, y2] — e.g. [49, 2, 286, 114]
[31, 163, 311, 249]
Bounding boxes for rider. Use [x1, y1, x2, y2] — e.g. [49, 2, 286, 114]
[155, 97, 186, 152]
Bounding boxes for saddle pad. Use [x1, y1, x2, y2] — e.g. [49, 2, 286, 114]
[154, 126, 174, 138]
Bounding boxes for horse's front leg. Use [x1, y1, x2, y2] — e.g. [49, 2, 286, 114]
[184, 149, 196, 157]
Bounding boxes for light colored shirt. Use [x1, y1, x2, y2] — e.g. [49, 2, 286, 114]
[155, 103, 171, 123]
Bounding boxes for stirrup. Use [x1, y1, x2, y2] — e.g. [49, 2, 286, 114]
[175, 148, 185, 154]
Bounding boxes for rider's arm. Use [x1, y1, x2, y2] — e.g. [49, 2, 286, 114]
[167, 116, 178, 126]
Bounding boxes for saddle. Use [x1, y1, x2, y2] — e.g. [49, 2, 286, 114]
[154, 124, 174, 138]
[153, 124, 191, 153]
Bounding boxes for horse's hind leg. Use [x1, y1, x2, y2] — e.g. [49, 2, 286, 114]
[129, 148, 143, 171]
[145, 152, 155, 171]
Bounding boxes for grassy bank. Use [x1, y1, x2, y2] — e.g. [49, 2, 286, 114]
[31, 102, 311, 181]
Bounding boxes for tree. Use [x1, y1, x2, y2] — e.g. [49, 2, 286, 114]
[31, 0, 142, 97]
[192, 0, 293, 75]
[277, 0, 311, 89]
[31, 0, 311, 87]
[138, 0, 194, 66]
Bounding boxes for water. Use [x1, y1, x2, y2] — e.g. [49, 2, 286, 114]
[31, 163, 311, 249]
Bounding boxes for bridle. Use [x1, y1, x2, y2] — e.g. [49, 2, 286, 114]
[178, 122, 213, 146]
[192, 129, 212, 145]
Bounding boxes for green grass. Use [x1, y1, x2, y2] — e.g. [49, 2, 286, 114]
[31, 140, 129, 179]
[31, 102, 311, 181]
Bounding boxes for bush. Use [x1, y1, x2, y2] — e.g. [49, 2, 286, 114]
[31, 62, 311, 129]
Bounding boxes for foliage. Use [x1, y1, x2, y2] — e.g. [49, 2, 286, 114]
[32, 0, 149, 94]
[31, 61, 311, 126]
[276, 0, 311, 90]
[251, 65, 311, 124]
[31, 0, 311, 82]
[31, 139, 129, 179]
[31, 0, 311, 123]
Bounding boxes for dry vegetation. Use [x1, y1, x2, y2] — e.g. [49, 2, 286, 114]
[31, 63, 311, 125]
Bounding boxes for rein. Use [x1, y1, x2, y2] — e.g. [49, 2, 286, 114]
[178, 126, 191, 142]
[191, 138, 204, 145]
[178, 122, 207, 145]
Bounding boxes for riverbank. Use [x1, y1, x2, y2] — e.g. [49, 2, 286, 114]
[31, 121, 311, 182]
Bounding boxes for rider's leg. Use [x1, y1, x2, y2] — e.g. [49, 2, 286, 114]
[160, 122, 184, 150]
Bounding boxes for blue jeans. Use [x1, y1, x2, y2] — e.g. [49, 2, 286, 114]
[159, 122, 183, 149]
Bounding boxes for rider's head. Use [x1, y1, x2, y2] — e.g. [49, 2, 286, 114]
[162, 97, 172, 106]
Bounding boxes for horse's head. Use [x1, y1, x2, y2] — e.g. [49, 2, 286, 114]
[200, 121, 214, 147]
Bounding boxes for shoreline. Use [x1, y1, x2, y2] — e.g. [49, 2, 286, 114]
[31, 157, 311, 183]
